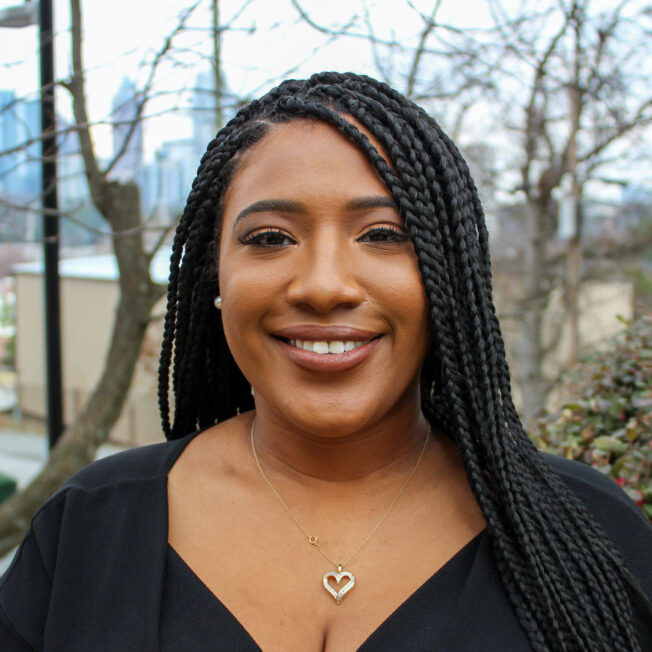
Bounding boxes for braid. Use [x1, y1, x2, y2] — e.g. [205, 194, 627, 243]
[158, 71, 651, 650]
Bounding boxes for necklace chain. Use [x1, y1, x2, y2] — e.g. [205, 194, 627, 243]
[249, 416, 430, 570]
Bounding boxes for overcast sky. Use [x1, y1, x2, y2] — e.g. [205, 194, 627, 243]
[0, 0, 500, 159]
[1, 0, 649, 199]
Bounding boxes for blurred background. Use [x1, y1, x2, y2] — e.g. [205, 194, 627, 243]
[0, 0, 650, 558]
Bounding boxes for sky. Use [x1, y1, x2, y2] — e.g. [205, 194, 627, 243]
[0, 0, 498, 160]
[0, 0, 649, 198]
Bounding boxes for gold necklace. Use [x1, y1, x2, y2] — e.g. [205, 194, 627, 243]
[249, 416, 430, 605]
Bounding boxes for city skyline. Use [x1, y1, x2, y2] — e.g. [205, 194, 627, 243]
[0, 68, 232, 243]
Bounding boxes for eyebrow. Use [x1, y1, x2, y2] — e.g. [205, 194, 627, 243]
[233, 196, 397, 228]
[234, 199, 304, 226]
[345, 196, 396, 212]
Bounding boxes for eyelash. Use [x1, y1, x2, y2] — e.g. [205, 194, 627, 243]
[358, 226, 408, 243]
[239, 229, 296, 247]
[239, 225, 408, 248]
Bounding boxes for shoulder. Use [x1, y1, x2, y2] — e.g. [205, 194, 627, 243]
[24, 432, 198, 534]
[542, 452, 643, 515]
[61, 432, 197, 492]
[13, 434, 201, 580]
[542, 452, 651, 589]
[0, 436, 200, 651]
[542, 452, 649, 528]
[25, 433, 191, 516]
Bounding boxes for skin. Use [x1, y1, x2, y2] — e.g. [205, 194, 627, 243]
[218, 118, 430, 479]
[168, 119, 485, 651]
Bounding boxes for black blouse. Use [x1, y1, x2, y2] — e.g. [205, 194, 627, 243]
[1, 431, 651, 651]
[160, 532, 538, 651]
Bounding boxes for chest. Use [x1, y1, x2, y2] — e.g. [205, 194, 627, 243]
[168, 472, 484, 651]
[160, 531, 537, 652]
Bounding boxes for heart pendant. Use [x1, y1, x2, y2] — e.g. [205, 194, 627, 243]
[323, 568, 355, 605]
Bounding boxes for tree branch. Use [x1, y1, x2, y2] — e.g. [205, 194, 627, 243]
[102, 0, 202, 178]
[65, 0, 103, 210]
[405, 1, 442, 99]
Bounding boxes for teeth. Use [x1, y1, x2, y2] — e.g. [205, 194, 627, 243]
[313, 341, 330, 354]
[329, 341, 345, 354]
[288, 339, 369, 354]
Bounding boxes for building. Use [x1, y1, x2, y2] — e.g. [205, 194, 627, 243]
[0, 88, 99, 246]
[0, 89, 19, 193]
[190, 69, 237, 157]
[141, 139, 196, 221]
[110, 78, 143, 184]
[191, 70, 218, 158]
[0, 90, 41, 202]
[12, 250, 171, 446]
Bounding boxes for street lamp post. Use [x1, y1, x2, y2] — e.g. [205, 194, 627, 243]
[0, 0, 63, 450]
[0, 0, 36, 26]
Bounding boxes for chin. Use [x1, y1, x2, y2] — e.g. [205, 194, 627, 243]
[264, 393, 395, 437]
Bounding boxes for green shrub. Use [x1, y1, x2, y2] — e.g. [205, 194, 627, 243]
[530, 312, 652, 522]
[0, 473, 16, 504]
[2, 332, 15, 368]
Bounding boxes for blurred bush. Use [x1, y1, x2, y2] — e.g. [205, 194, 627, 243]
[531, 311, 652, 522]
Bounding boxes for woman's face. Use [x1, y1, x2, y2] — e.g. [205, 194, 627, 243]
[218, 119, 429, 435]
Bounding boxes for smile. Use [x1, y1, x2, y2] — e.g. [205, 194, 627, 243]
[273, 332, 382, 372]
[287, 339, 368, 354]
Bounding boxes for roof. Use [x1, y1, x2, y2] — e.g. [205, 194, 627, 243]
[11, 247, 172, 285]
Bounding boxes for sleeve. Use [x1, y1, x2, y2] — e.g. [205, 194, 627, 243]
[0, 608, 36, 651]
[0, 495, 65, 652]
[0, 530, 50, 651]
[543, 452, 652, 598]
[543, 452, 652, 650]
[0, 444, 174, 652]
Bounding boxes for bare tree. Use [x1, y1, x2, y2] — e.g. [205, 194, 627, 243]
[486, 0, 651, 418]
[353, 0, 651, 420]
[0, 0, 369, 556]
[0, 0, 202, 556]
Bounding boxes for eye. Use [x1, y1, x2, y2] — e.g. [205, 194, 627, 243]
[239, 229, 297, 247]
[358, 225, 409, 244]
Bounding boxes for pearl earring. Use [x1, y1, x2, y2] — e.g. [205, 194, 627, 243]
[213, 296, 222, 310]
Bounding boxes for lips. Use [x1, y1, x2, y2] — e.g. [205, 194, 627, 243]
[288, 339, 367, 354]
[273, 325, 380, 341]
[271, 325, 382, 372]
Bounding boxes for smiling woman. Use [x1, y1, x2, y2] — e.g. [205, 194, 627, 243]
[217, 120, 429, 435]
[1, 73, 651, 652]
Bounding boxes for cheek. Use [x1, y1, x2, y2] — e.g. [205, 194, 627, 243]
[372, 258, 427, 317]
[217, 260, 282, 365]
[391, 269, 429, 355]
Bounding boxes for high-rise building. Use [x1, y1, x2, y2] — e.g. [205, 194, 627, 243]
[0, 90, 41, 201]
[192, 71, 218, 158]
[0, 88, 103, 246]
[110, 78, 143, 183]
[141, 139, 196, 220]
[191, 70, 236, 157]
[0, 90, 19, 193]
[17, 99, 41, 200]
[58, 118, 87, 206]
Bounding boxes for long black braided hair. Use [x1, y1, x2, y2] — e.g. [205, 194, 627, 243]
[158, 72, 651, 651]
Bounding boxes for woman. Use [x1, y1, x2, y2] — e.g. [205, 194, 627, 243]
[1, 72, 650, 651]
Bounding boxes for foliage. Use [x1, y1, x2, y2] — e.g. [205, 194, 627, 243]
[530, 312, 652, 522]
[1, 333, 15, 368]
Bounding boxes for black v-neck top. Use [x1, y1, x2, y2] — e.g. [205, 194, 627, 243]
[1, 430, 651, 651]
[160, 532, 537, 651]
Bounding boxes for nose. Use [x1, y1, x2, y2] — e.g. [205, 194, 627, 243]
[285, 238, 364, 313]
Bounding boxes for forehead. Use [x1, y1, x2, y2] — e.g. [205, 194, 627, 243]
[223, 119, 392, 208]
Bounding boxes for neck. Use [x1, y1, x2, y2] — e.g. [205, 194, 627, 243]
[248, 403, 431, 484]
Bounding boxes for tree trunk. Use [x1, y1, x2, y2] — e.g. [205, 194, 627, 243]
[517, 198, 549, 422]
[0, 183, 165, 557]
[211, 0, 223, 131]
